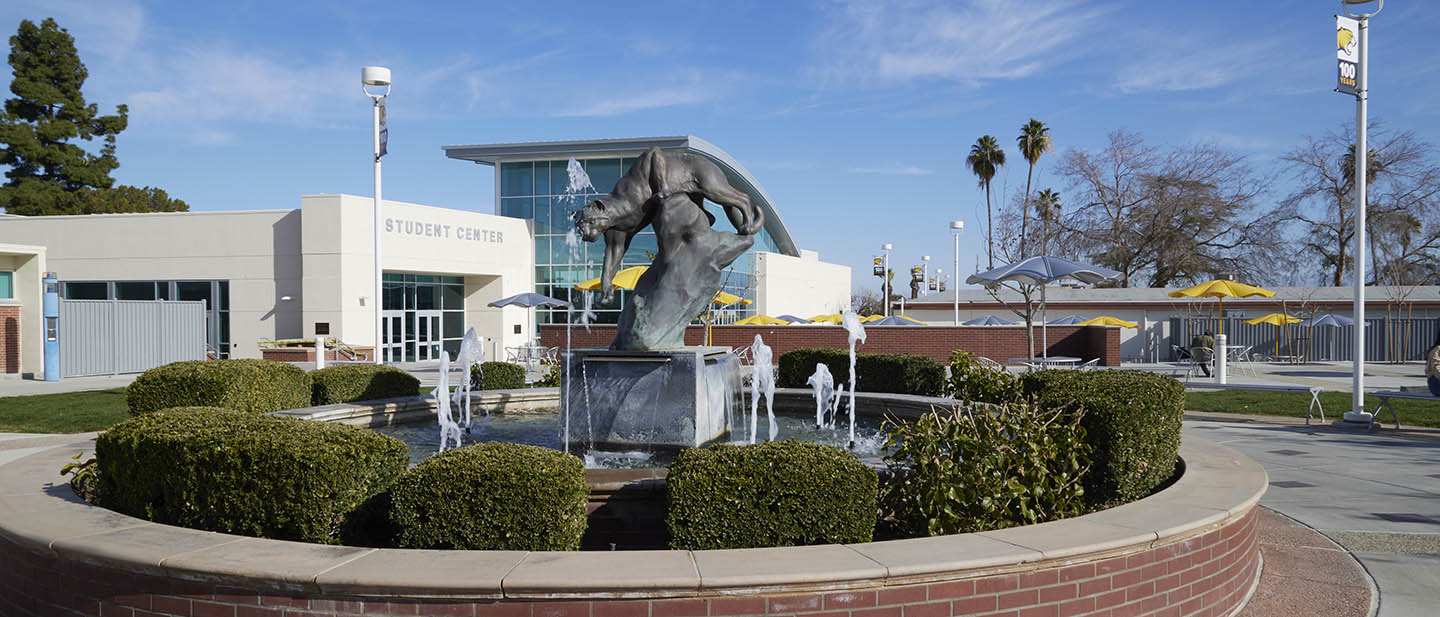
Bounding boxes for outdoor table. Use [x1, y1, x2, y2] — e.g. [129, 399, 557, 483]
[1009, 356, 1082, 368]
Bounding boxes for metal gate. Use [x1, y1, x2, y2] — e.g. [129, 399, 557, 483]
[59, 299, 207, 377]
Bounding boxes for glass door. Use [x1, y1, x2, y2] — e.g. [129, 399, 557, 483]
[415, 310, 443, 361]
[381, 310, 405, 363]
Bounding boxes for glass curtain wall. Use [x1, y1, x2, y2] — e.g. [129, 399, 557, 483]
[500, 157, 775, 325]
[381, 273, 466, 362]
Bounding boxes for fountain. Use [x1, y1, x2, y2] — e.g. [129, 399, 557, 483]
[748, 334, 775, 443]
[806, 362, 836, 428]
[451, 327, 483, 426]
[434, 351, 462, 451]
[841, 311, 866, 447]
[562, 147, 764, 450]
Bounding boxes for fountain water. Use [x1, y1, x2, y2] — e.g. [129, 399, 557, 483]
[806, 363, 835, 429]
[451, 328, 484, 427]
[840, 311, 867, 447]
[434, 352, 462, 451]
[748, 334, 775, 443]
[559, 158, 596, 454]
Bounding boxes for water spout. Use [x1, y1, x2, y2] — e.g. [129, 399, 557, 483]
[840, 311, 867, 448]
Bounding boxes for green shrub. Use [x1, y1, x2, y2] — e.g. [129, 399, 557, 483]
[880, 402, 1088, 537]
[776, 349, 944, 396]
[944, 350, 1020, 404]
[126, 359, 311, 415]
[471, 361, 526, 390]
[311, 364, 420, 405]
[387, 442, 588, 550]
[531, 362, 561, 388]
[667, 440, 878, 549]
[96, 407, 408, 544]
[1020, 370, 1184, 507]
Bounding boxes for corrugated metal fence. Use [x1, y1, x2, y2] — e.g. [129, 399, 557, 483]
[59, 300, 207, 377]
[1168, 317, 1440, 362]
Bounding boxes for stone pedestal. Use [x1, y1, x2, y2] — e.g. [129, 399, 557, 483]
[562, 346, 742, 450]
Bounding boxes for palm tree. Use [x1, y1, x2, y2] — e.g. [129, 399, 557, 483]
[1016, 119, 1053, 257]
[1035, 188, 1061, 255]
[967, 135, 1006, 268]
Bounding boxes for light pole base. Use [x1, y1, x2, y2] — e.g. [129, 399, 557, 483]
[1342, 410, 1375, 423]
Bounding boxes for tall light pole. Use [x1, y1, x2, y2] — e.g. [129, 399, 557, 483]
[1339, 0, 1382, 422]
[881, 243, 893, 316]
[950, 221, 965, 325]
[363, 66, 390, 364]
[921, 255, 931, 293]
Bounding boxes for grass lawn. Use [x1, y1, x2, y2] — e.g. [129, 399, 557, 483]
[0, 388, 131, 434]
[1185, 390, 1440, 428]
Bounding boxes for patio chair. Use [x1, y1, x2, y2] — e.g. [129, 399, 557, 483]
[1185, 346, 1214, 383]
[1076, 358, 1099, 370]
[1172, 344, 1192, 361]
[976, 356, 1005, 371]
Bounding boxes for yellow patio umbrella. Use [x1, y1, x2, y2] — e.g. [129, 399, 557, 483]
[860, 314, 886, 323]
[1167, 279, 1276, 335]
[807, 313, 843, 324]
[1078, 315, 1138, 328]
[894, 314, 926, 324]
[711, 290, 753, 306]
[574, 266, 648, 291]
[732, 314, 788, 326]
[1245, 312, 1303, 357]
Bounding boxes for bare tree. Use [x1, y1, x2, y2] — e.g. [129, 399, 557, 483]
[1054, 130, 1285, 287]
[1281, 123, 1440, 286]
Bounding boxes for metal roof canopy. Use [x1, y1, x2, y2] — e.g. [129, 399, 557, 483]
[442, 135, 799, 256]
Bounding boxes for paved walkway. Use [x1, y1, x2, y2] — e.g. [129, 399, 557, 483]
[1183, 416, 1440, 617]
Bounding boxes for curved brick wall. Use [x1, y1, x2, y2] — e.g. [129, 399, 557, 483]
[0, 439, 1263, 617]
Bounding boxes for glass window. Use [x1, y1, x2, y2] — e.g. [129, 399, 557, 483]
[533, 196, 551, 234]
[443, 312, 463, 339]
[500, 197, 532, 219]
[534, 236, 549, 264]
[218, 281, 228, 310]
[622, 233, 658, 265]
[441, 275, 463, 285]
[416, 284, 438, 310]
[535, 266, 550, 285]
[533, 161, 550, 195]
[177, 281, 211, 305]
[156, 282, 170, 301]
[63, 282, 107, 300]
[585, 158, 622, 194]
[443, 339, 461, 359]
[500, 162, 534, 197]
[383, 281, 404, 311]
[621, 157, 638, 176]
[551, 159, 576, 195]
[550, 236, 574, 265]
[442, 284, 464, 310]
[115, 281, 156, 301]
[0, 272, 11, 299]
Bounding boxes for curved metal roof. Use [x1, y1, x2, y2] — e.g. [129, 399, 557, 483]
[442, 136, 798, 256]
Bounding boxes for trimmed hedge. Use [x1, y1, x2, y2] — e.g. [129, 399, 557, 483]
[944, 350, 1020, 404]
[667, 440, 878, 549]
[471, 361, 525, 390]
[126, 359, 311, 415]
[776, 349, 943, 396]
[96, 407, 408, 544]
[311, 364, 420, 405]
[387, 442, 588, 550]
[1020, 370, 1184, 507]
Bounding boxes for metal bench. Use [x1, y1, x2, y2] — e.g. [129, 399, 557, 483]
[1364, 390, 1433, 429]
[1186, 383, 1326, 425]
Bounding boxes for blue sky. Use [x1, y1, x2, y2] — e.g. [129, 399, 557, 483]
[3, 0, 1438, 291]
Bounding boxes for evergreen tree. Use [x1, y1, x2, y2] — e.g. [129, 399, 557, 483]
[0, 18, 186, 215]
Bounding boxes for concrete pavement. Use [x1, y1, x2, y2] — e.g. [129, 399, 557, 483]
[1182, 417, 1440, 617]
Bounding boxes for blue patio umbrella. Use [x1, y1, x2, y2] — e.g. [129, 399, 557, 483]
[1301, 314, 1367, 361]
[1047, 314, 1089, 325]
[776, 314, 812, 324]
[487, 292, 572, 309]
[963, 315, 1017, 326]
[867, 316, 924, 326]
[966, 256, 1121, 359]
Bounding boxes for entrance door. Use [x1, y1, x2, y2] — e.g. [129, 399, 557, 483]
[415, 310, 443, 361]
[381, 310, 405, 363]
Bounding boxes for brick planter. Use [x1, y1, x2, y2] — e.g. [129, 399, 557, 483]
[0, 437, 1264, 617]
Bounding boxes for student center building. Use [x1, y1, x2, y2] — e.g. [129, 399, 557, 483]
[0, 136, 850, 379]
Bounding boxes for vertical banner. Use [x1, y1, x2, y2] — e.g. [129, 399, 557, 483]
[378, 98, 389, 157]
[873, 256, 884, 276]
[1336, 15, 1359, 96]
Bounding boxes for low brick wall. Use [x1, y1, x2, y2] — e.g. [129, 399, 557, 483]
[260, 346, 375, 362]
[0, 509, 1258, 617]
[0, 305, 19, 374]
[541, 324, 1122, 367]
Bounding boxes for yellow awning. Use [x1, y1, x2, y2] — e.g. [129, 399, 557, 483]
[807, 313, 843, 324]
[711, 291, 753, 306]
[1078, 316, 1138, 328]
[574, 266, 648, 291]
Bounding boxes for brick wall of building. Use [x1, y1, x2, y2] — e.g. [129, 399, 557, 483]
[541, 324, 1122, 367]
[0, 509, 1258, 617]
[0, 305, 19, 374]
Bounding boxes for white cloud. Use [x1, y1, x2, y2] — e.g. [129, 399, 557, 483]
[812, 0, 1113, 88]
[848, 164, 934, 176]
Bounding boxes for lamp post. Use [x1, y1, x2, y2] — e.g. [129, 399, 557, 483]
[1340, 0, 1382, 423]
[362, 66, 390, 364]
[921, 255, 931, 293]
[881, 243, 893, 316]
[950, 221, 965, 325]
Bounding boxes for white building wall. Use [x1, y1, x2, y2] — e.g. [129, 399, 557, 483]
[0, 245, 46, 376]
[0, 210, 302, 359]
[754, 251, 850, 318]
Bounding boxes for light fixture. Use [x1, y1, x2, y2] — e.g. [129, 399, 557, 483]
[280, 295, 294, 302]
